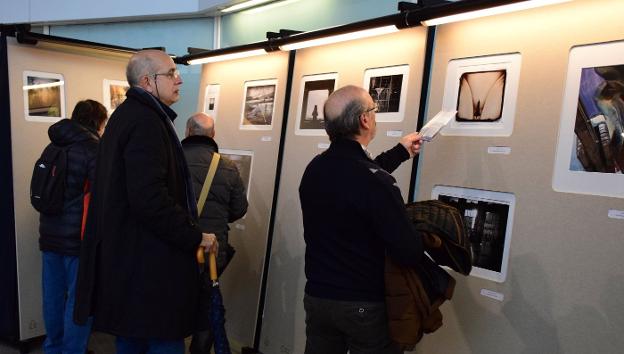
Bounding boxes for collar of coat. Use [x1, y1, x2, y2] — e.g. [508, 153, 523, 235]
[180, 135, 219, 152]
[126, 86, 178, 122]
[326, 138, 373, 162]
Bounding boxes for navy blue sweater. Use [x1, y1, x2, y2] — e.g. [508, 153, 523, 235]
[299, 138, 423, 301]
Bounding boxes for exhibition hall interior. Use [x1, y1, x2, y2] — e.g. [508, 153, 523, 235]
[1, 0, 623, 353]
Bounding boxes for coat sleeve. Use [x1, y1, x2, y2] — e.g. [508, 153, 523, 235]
[374, 143, 410, 173]
[227, 164, 248, 223]
[365, 169, 423, 266]
[124, 116, 202, 252]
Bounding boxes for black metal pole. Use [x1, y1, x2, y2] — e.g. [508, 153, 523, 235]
[408, 25, 436, 202]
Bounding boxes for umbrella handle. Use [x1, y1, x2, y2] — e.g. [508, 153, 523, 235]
[196, 246, 205, 264]
[209, 252, 218, 281]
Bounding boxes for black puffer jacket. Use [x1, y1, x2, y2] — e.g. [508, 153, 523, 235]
[181, 135, 248, 240]
[39, 118, 98, 256]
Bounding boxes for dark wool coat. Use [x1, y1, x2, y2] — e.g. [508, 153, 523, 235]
[299, 139, 424, 302]
[74, 87, 203, 339]
[39, 119, 98, 256]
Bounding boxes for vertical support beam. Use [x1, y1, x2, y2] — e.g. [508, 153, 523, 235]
[408, 25, 436, 202]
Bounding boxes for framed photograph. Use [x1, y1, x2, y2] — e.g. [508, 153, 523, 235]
[431, 185, 516, 283]
[203, 84, 221, 121]
[23, 71, 66, 122]
[295, 73, 338, 136]
[220, 149, 253, 198]
[553, 40, 624, 198]
[103, 79, 129, 115]
[363, 64, 410, 122]
[240, 79, 277, 130]
[440, 53, 521, 137]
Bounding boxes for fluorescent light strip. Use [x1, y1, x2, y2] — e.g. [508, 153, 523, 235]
[221, 0, 274, 13]
[23, 81, 64, 90]
[187, 49, 267, 65]
[243, 0, 301, 14]
[422, 0, 571, 26]
[279, 25, 399, 51]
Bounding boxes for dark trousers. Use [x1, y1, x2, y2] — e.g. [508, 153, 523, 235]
[303, 294, 401, 354]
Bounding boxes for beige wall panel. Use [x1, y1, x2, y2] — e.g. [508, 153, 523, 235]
[260, 27, 428, 354]
[416, 1, 624, 353]
[196, 51, 290, 348]
[7, 37, 128, 340]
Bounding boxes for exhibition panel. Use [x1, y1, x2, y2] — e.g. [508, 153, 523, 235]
[259, 26, 429, 354]
[416, 0, 624, 353]
[3, 36, 130, 341]
[196, 50, 291, 350]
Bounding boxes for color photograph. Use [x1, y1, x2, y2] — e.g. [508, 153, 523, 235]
[23, 71, 66, 122]
[103, 79, 129, 115]
[240, 79, 277, 130]
[432, 186, 515, 283]
[295, 73, 338, 136]
[220, 149, 253, 198]
[553, 40, 624, 198]
[441, 53, 521, 136]
[363, 65, 410, 122]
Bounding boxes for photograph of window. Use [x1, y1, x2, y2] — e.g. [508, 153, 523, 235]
[240, 79, 278, 130]
[432, 186, 515, 283]
[363, 65, 410, 122]
[23, 71, 66, 122]
[203, 84, 221, 121]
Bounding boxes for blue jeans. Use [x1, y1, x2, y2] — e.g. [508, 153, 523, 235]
[41, 251, 92, 354]
[116, 337, 185, 354]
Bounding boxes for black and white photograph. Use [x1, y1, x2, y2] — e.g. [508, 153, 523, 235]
[432, 186, 515, 283]
[23, 71, 66, 122]
[456, 70, 506, 122]
[203, 84, 221, 121]
[363, 65, 410, 122]
[220, 149, 253, 198]
[553, 40, 624, 198]
[441, 53, 521, 136]
[103, 79, 129, 115]
[240, 79, 277, 130]
[295, 73, 338, 136]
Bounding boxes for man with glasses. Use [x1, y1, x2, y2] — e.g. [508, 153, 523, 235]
[299, 85, 424, 354]
[75, 49, 217, 354]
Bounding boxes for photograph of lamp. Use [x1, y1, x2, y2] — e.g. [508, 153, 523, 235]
[421, 0, 571, 26]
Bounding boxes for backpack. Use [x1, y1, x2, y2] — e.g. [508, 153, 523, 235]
[30, 143, 68, 214]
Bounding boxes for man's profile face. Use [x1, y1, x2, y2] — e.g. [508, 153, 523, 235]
[148, 53, 183, 106]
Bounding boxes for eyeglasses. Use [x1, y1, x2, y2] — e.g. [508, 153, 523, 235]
[152, 69, 181, 80]
[364, 102, 379, 114]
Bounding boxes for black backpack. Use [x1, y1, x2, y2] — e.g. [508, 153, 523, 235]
[30, 143, 68, 214]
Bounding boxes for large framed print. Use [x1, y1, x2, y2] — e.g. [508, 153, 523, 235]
[240, 79, 277, 130]
[432, 185, 516, 283]
[553, 41, 624, 198]
[203, 84, 221, 121]
[440, 53, 521, 137]
[103, 79, 129, 115]
[220, 149, 253, 198]
[363, 64, 410, 122]
[23, 70, 66, 122]
[295, 73, 338, 136]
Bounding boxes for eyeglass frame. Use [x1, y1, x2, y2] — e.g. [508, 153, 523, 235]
[363, 102, 379, 114]
[151, 68, 181, 80]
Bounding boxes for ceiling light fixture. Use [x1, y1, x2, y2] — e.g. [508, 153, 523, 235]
[221, 0, 275, 13]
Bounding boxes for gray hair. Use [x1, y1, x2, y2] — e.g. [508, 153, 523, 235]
[126, 55, 159, 87]
[324, 99, 366, 142]
[186, 115, 214, 137]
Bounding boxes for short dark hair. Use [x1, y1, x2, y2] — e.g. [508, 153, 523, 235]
[71, 100, 107, 135]
[324, 99, 366, 142]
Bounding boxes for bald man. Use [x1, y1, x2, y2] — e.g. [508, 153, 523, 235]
[181, 113, 248, 353]
[75, 50, 216, 354]
[299, 85, 425, 354]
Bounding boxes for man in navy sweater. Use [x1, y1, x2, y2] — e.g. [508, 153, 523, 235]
[299, 85, 424, 354]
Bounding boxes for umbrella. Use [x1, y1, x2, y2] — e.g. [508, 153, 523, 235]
[197, 251, 231, 354]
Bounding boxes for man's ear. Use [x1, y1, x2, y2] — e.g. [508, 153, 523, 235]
[359, 113, 371, 130]
[140, 75, 153, 93]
